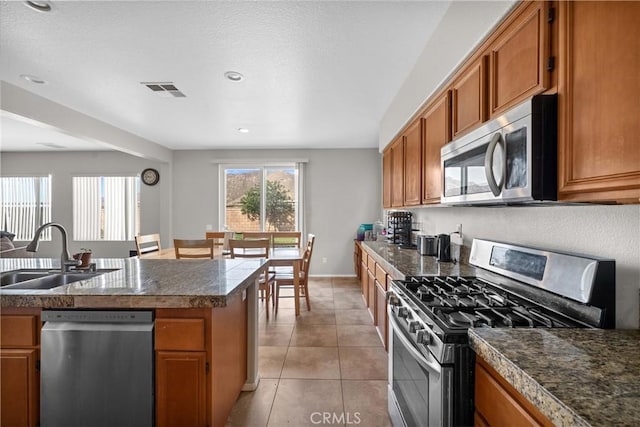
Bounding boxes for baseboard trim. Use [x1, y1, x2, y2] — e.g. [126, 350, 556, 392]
[308, 274, 357, 278]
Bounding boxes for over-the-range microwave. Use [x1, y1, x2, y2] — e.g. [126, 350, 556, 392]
[440, 94, 557, 205]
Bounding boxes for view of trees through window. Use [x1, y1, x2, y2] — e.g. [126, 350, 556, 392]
[224, 166, 298, 231]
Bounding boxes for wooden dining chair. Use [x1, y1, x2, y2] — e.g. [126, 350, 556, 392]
[271, 231, 302, 248]
[228, 238, 276, 319]
[135, 233, 161, 257]
[241, 232, 273, 245]
[274, 234, 315, 313]
[173, 239, 215, 259]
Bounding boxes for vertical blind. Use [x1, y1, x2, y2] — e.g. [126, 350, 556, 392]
[73, 176, 139, 241]
[0, 176, 52, 240]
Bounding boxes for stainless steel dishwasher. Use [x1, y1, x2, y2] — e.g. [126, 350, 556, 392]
[41, 310, 154, 427]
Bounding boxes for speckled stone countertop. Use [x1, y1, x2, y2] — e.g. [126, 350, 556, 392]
[0, 257, 266, 309]
[360, 241, 477, 279]
[470, 328, 640, 426]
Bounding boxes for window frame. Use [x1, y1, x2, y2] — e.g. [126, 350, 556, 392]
[0, 175, 52, 241]
[72, 174, 140, 241]
[218, 163, 303, 233]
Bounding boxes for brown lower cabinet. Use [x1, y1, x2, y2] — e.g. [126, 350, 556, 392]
[375, 281, 388, 351]
[475, 356, 553, 427]
[1, 292, 248, 427]
[356, 243, 390, 351]
[0, 309, 40, 427]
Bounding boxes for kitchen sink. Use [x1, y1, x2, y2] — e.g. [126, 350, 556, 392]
[0, 269, 118, 290]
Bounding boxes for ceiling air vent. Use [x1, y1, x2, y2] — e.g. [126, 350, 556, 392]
[141, 82, 186, 98]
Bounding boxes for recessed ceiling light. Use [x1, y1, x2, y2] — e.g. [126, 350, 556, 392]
[224, 71, 244, 82]
[20, 74, 47, 84]
[237, 128, 250, 134]
[24, 1, 52, 12]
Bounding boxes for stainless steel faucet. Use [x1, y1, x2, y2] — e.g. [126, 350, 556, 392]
[27, 222, 79, 272]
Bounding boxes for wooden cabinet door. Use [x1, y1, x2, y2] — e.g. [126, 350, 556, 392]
[375, 282, 388, 351]
[360, 261, 368, 304]
[353, 242, 361, 279]
[422, 91, 451, 204]
[382, 149, 392, 208]
[156, 351, 206, 427]
[451, 56, 488, 138]
[390, 137, 405, 207]
[367, 269, 376, 324]
[1, 349, 38, 427]
[403, 119, 422, 206]
[489, 1, 550, 116]
[475, 358, 553, 427]
[558, 1, 640, 203]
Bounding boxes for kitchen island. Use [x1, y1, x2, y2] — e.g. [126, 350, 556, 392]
[470, 328, 640, 426]
[0, 256, 267, 427]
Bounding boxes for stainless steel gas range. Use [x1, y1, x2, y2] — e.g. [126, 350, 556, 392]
[387, 238, 615, 427]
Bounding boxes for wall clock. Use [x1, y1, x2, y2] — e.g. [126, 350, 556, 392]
[141, 168, 160, 186]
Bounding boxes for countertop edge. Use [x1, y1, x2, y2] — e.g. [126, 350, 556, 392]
[468, 329, 591, 427]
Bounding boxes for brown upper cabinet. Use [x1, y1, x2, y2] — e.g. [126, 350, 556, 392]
[557, 1, 640, 203]
[382, 148, 392, 208]
[390, 137, 405, 208]
[403, 119, 422, 206]
[382, 0, 640, 207]
[488, 1, 551, 117]
[422, 91, 451, 204]
[451, 56, 488, 139]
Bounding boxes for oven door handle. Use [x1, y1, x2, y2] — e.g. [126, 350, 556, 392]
[389, 314, 442, 378]
[484, 132, 505, 197]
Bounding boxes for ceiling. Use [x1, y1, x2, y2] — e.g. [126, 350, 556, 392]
[0, 0, 452, 153]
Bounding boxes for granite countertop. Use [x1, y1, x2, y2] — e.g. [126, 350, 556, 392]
[360, 240, 477, 279]
[470, 328, 640, 426]
[0, 257, 266, 309]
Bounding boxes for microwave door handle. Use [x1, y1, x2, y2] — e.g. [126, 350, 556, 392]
[484, 132, 505, 197]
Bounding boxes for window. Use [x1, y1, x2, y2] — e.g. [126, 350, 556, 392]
[73, 176, 140, 241]
[221, 164, 302, 232]
[0, 176, 52, 240]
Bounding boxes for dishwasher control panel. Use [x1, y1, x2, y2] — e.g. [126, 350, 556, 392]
[42, 310, 153, 323]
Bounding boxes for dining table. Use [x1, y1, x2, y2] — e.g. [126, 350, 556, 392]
[140, 246, 307, 315]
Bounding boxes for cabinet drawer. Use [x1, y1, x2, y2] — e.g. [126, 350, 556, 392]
[367, 254, 376, 271]
[375, 264, 388, 290]
[1, 316, 38, 347]
[155, 319, 205, 351]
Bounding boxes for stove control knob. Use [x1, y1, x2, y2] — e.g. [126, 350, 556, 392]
[387, 291, 401, 306]
[416, 330, 432, 345]
[409, 321, 423, 333]
[397, 307, 409, 318]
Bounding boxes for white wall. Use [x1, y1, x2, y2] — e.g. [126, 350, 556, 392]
[172, 149, 381, 276]
[408, 205, 640, 328]
[379, 0, 516, 150]
[0, 151, 170, 257]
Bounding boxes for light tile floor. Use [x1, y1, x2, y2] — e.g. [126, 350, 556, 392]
[226, 277, 392, 427]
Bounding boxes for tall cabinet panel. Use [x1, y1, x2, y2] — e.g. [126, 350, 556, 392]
[390, 137, 405, 207]
[451, 56, 487, 139]
[422, 91, 451, 204]
[382, 149, 392, 208]
[558, 1, 640, 203]
[403, 120, 422, 206]
[489, 1, 550, 116]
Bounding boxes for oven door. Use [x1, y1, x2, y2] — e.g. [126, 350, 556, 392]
[388, 313, 453, 427]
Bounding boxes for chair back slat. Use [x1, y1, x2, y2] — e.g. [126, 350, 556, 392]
[135, 233, 161, 256]
[173, 239, 215, 259]
[272, 231, 302, 248]
[228, 238, 270, 259]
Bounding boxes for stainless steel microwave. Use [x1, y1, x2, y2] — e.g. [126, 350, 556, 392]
[441, 94, 557, 205]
